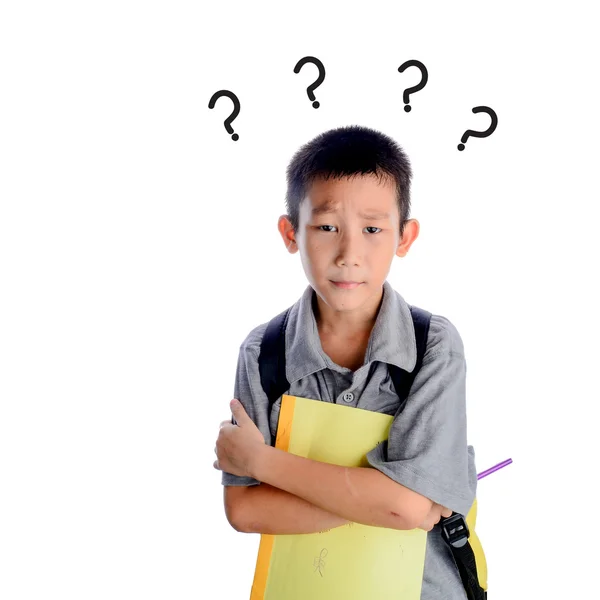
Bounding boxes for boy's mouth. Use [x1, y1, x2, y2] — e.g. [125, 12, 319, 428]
[330, 281, 363, 289]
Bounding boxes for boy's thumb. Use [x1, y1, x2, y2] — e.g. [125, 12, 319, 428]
[441, 507, 453, 518]
[230, 399, 245, 419]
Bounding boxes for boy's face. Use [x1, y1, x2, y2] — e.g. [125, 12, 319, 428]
[278, 174, 419, 320]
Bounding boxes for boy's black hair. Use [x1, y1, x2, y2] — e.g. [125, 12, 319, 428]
[285, 124, 413, 237]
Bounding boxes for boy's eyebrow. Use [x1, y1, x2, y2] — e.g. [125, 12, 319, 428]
[358, 210, 391, 220]
[311, 200, 391, 220]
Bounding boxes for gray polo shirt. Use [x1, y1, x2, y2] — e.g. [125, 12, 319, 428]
[222, 279, 477, 600]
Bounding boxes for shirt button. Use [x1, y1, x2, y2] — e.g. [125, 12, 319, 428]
[342, 392, 354, 403]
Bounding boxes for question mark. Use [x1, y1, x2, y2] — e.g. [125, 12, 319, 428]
[457, 106, 498, 150]
[208, 90, 240, 141]
[397, 59, 428, 112]
[293, 56, 326, 108]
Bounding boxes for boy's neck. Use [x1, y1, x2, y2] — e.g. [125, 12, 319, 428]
[312, 286, 384, 339]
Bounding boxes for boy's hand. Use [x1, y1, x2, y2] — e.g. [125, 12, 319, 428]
[213, 399, 266, 478]
[416, 502, 453, 532]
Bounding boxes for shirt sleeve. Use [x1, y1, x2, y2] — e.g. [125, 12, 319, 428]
[221, 324, 272, 487]
[365, 315, 477, 516]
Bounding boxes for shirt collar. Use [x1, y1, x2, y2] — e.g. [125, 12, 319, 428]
[285, 279, 417, 383]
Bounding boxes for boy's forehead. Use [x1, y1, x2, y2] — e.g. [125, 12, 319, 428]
[302, 175, 398, 215]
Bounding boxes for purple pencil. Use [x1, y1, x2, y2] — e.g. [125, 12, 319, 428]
[477, 458, 512, 480]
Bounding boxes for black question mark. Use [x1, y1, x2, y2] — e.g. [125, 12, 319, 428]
[397, 60, 428, 112]
[208, 90, 240, 141]
[293, 56, 326, 109]
[458, 106, 498, 151]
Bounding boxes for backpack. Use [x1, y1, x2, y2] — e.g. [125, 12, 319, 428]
[257, 304, 488, 600]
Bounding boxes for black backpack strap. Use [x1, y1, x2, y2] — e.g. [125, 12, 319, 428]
[258, 306, 293, 428]
[232, 307, 291, 429]
[440, 515, 487, 600]
[387, 305, 432, 412]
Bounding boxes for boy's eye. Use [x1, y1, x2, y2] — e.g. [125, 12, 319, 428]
[317, 225, 382, 234]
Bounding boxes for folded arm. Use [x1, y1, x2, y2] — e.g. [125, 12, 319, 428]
[246, 445, 432, 531]
[225, 482, 351, 534]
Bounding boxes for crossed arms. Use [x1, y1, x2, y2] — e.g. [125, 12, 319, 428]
[221, 317, 467, 535]
[224, 444, 446, 535]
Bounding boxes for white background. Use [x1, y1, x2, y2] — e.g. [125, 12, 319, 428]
[1, 1, 598, 598]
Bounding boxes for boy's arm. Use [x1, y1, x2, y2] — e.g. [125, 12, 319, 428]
[249, 446, 430, 531]
[225, 483, 351, 534]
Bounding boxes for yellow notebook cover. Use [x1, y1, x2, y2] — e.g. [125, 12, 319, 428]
[249, 394, 428, 600]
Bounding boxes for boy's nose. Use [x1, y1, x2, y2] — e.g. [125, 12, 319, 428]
[335, 235, 363, 267]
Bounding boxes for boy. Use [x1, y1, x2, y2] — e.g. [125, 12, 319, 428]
[213, 125, 477, 599]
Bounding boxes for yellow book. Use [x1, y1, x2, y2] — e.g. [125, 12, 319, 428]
[250, 394, 428, 600]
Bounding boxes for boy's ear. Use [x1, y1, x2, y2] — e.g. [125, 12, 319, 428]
[395, 219, 420, 258]
[278, 215, 299, 254]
